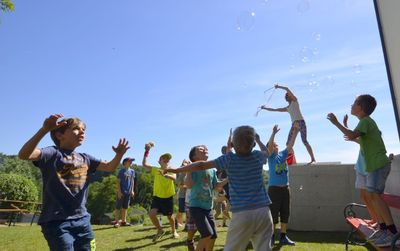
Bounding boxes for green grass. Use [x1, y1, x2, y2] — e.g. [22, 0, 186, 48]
[0, 220, 375, 251]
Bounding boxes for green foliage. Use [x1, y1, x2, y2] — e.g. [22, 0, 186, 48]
[87, 175, 118, 223]
[132, 167, 153, 210]
[0, 0, 14, 12]
[0, 154, 42, 200]
[0, 173, 39, 210]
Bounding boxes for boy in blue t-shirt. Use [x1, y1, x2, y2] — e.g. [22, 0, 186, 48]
[165, 126, 273, 251]
[114, 157, 137, 227]
[267, 123, 299, 246]
[18, 114, 129, 251]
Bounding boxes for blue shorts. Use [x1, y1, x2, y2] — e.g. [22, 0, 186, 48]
[178, 198, 186, 213]
[366, 164, 391, 194]
[41, 215, 95, 251]
[116, 194, 131, 209]
[189, 207, 217, 239]
[355, 171, 367, 190]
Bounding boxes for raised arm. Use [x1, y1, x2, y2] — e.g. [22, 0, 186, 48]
[260, 105, 287, 112]
[19, 114, 67, 161]
[287, 122, 300, 153]
[97, 138, 129, 172]
[267, 125, 280, 155]
[141, 142, 154, 171]
[255, 133, 268, 155]
[226, 128, 233, 153]
[327, 113, 361, 140]
[275, 83, 297, 101]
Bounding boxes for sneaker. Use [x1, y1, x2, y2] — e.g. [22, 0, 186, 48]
[368, 229, 386, 242]
[187, 240, 195, 251]
[172, 231, 180, 239]
[280, 235, 295, 245]
[375, 231, 396, 247]
[270, 234, 275, 247]
[152, 230, 166, 242]
[120, 221, 131, 226]
[113, 222, 120, 228]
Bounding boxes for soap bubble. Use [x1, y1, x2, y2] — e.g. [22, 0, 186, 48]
[312, 32, 321, 41]
[297, 0, 310, 13]
[237, 11, 256, 31]
[300, 46, 313, 63]
[353, 64, 362, 74]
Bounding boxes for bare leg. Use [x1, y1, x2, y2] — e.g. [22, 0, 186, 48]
[149, 208, 162, 230]
[304, 143, 316, 164]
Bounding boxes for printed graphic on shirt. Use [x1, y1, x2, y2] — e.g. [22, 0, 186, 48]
[57, 154, 89, 193]
[274, 162, 288, 175]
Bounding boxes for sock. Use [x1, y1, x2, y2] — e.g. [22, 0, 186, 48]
[379, 223, 387, 230]
[387, 224, 398, 234]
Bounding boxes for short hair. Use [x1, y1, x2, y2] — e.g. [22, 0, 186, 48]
[356, 94, 377, 115]
[50, 118, 86, 147]
[189, 145, 206, 162]
[232, 126, 255, 154]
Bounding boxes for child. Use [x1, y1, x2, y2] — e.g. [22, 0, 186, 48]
[18, 114, 129, 251]
[266, 123, 299, 246]
[327, 94, 397, 247]
[183, 171, 198, 251]
[213, 186, 230, 227]
[141, 143, 179, 241]
[114, 157, 137, 227]
[261, 84, 316, 164]
[182, 145, 227, 251]
[165, 126, 273, 251]
[175, 160, 191, 230]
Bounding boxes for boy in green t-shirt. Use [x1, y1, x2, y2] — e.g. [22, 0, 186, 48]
[141, 142, 179, 241]
[327, 94, 397, 247]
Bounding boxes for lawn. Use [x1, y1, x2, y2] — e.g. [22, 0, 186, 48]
[0, 220, 375, 251]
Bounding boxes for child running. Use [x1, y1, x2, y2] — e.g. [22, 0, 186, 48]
[261, 83, 316, 164]
[165, 126, 273, 251]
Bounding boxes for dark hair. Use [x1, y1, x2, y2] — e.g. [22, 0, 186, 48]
[232, 126, 255, 154]
[356, 94, 377, 115]
[50, 118, 86, 147]
[189, 145, 206, 162]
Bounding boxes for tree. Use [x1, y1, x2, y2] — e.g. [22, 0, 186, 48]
[1, 0, 14, 12]
[0, 173, 39, 210]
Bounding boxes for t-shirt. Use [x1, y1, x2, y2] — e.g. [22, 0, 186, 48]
[33, 146, 100, 224]
[355, 116, 390, 172]
[214, 151, 271, 213]
[287, 100, 304, 122]
[176, 173, 187, 199]
[355, 150, 367, 176]
[189, 169, 218, 210]
[118, 168, 135, 195]
[151, 167, 175, 198]
[268, 149, 289, 186]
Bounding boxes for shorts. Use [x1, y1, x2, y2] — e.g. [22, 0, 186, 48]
[151, 196, 174, 216]
[178, 198, 186, 213]
[268, 186, 290, 224]
[355, 172, 367, 190]
[189, 207, 217, 239]
[41, 215, 95, 251]
[366, 164, 391, 194]
[185, 203, 197, 232]
[287, 120, 308, 145]
[115, 194, 131, 209]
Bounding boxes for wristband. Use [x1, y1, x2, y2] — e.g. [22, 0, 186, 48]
[144, 150, 149, 157]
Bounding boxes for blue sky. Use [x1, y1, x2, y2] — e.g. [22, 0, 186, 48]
[1, 0, 398, 168]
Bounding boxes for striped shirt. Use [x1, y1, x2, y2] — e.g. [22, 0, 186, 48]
[214, 150, 271, 213]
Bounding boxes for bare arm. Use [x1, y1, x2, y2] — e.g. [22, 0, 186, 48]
[267, 125, 280, 155]
[165, 160, 216, 174]
[97, 138, 130, 172]
[255, 133, 268, 155]
[260, 106, 288, 112]
[275, 83, 297, 101]
[226, 128, 233, 153]
[19, 114, 67, 161]
[327, 113, 361, 140]
[184, 173, 193, 189]
[141, 143, 154, 172]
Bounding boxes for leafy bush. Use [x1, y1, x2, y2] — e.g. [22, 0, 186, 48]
[0, 173, 39, 210]
[87, 175, 118, 224]
[131, 168, 153, 210]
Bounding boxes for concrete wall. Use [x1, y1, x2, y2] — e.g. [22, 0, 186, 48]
[288, 156, 400, 231]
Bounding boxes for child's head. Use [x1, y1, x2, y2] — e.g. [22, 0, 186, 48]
[122, 157, 135, 167]
[189, 145, 209, 162]
[284, 92, 293, 102]
[352, 94, 377, 117]
[266, 142, 279, 154]
[232, 126, 256, 155]
[158, 153, 172, 167]
[50, 118, 86, 148]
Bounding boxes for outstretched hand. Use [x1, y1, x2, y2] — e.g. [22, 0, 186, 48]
[272, 124, 280, 134]
[327, 113, 339, 125]
[112, 138, 130, 155]
[42, 114, 67, 132]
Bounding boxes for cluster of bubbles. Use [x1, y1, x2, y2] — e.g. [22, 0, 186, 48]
[236, 11, 256, 31]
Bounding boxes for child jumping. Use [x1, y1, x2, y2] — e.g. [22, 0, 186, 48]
[18, 114, 129, 251]
[261, 83, 316, 164]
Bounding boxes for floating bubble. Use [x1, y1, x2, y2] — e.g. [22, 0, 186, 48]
[261, 0, 270, 5]
[353, 64, 362, 74]
[312, 48, 319, 56]
[307, 74, 319, 91]
[237, 11, 256, 31]
[299, 185, 303, 191]
[312, 32, 321, 41]
[321, 75, 335, 86]
[297, 0, 310, 13]
[300, 46, 313, 63]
